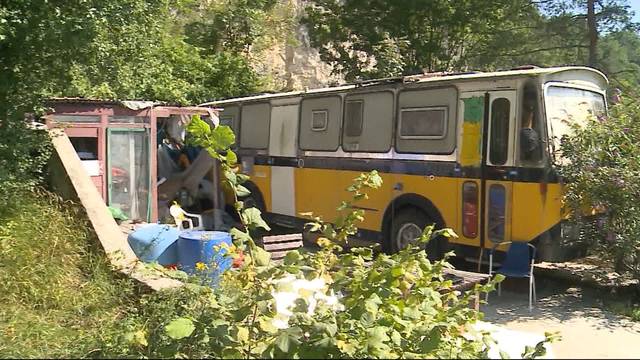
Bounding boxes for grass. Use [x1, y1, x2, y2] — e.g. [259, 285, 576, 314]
[0, 189, 138, 358]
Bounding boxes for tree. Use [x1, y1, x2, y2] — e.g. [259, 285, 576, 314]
[0, 0, 264, 193]
[598, 30, 640, 91]
[302, 0, 539, 80]
[535, 0, 638, 68]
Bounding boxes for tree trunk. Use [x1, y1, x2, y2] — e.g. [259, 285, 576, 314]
[587, 0, 598, 67]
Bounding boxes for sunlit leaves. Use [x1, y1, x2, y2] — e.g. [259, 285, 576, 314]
[165, 317, 195, 340]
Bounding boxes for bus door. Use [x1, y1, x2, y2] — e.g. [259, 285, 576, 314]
[483, 90, 517, 250]
[268, 104, 299, 223]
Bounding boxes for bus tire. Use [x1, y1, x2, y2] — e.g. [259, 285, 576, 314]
[387, 208, 447, 260]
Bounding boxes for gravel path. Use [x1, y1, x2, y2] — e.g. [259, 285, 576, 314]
[481, 280, 640, 359]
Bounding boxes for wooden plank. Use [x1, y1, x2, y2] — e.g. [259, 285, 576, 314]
[264, 241, 303, 251]
[262, 233, 303, 244]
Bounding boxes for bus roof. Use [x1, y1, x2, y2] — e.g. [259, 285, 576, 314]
[200, 66, 608, 106]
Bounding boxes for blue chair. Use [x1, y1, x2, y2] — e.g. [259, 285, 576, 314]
[487, 241, 537, 311]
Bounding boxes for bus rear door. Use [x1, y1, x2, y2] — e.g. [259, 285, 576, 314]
[483, 90, 517, 250]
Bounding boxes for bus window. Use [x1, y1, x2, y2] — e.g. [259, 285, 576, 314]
[344, 100, 363, 137]
[342, 92, 393, 152]
[489, 98, 510, 165]
[519, 89, 543, 163]
[396, 87, 457, 154]
[300, 96, 342, 151]
[240, 103, 270, 149]
[399, 107, 447, 138]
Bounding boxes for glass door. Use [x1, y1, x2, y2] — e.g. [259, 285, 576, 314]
[107, 128, 151, 222]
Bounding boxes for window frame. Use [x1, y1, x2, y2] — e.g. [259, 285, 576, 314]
[488, 97, 511, 166]
[343, 99, 364, 137]
[398, 106, 448, 140]
[311, 109, 329, 132]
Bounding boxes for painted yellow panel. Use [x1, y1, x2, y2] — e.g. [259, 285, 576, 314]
[511, 182, 562, 242]
[294, 168, 465, 245]
[460, 122, 482, 167]
[460, 96, 484, 167]
[252, 165, 272, 212]
[294, 168, 390, 229]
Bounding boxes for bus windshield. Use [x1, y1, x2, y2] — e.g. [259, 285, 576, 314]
[544, 85, 606, 141]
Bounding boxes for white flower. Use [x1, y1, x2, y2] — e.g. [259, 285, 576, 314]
[270, 274, 343, 329]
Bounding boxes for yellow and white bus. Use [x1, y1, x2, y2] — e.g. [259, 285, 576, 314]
[202, 66, 608, 262]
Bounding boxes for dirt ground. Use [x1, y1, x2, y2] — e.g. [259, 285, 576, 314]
[481, 279, 640, 359]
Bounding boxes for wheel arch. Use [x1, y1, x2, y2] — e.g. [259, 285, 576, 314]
[381, 193, 446, 239]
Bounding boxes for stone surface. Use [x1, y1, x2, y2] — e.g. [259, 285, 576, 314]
[251, 0, 343, 92]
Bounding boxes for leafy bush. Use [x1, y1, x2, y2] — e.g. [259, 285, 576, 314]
[103, 117, 559, 359]
[560, 98, 640, 279]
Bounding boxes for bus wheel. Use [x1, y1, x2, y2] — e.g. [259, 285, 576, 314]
[388, 208, 446, 260]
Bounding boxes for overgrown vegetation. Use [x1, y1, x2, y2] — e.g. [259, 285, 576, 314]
[560, 97, 640, 281]
[0, 190, 137, 358]
[93, 117, 560, 359]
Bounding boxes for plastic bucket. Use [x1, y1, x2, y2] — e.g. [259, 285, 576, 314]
[127, 224, 179, 266]
[177, 230, 233, 281]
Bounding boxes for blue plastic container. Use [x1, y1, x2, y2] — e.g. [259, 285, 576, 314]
[127, 224, 180, 266]
[177, 230, 233, 280]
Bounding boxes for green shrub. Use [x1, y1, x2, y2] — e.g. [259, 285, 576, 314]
[560, 98, 640, 279]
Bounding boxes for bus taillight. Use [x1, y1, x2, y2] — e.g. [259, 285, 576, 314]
[462, 182, 478, 238]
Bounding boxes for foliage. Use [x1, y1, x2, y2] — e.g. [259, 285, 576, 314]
[0, 189, 137, 358]
[560, 98, 640, 279]
[302, 0, 640, 83]
[0, 0, 265, 194]
[302, 0, 537, 80]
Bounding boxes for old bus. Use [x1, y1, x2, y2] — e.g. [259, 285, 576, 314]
[202, 66, 608, 262]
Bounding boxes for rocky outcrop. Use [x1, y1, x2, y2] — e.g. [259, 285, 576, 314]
[250, 0, 343, 91]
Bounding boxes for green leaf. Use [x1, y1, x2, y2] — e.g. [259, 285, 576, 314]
[235, 326, 249, 343]
[391, 265, 405, 277]
[242, 207, 271, 231]
[283, 250, 301, 264]
[227, 149, 238, 165]
[230, 227, 252, 246]
[236, 184, 251, 197]
[187, 116, 211, 138]
[367, 326, 390, 348]
[165, 318, 195, 340]
[211, 125, 236, 150]
[275, 331, 291, 353]
[253, 246, 271, 266]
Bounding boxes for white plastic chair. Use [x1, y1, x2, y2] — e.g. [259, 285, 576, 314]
[169, 203, 204, 231]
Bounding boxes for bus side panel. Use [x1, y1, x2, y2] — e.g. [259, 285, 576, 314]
[251, 165, 272, 212]
[511, 182, 562, 242]
[294, 167, 393, 231]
